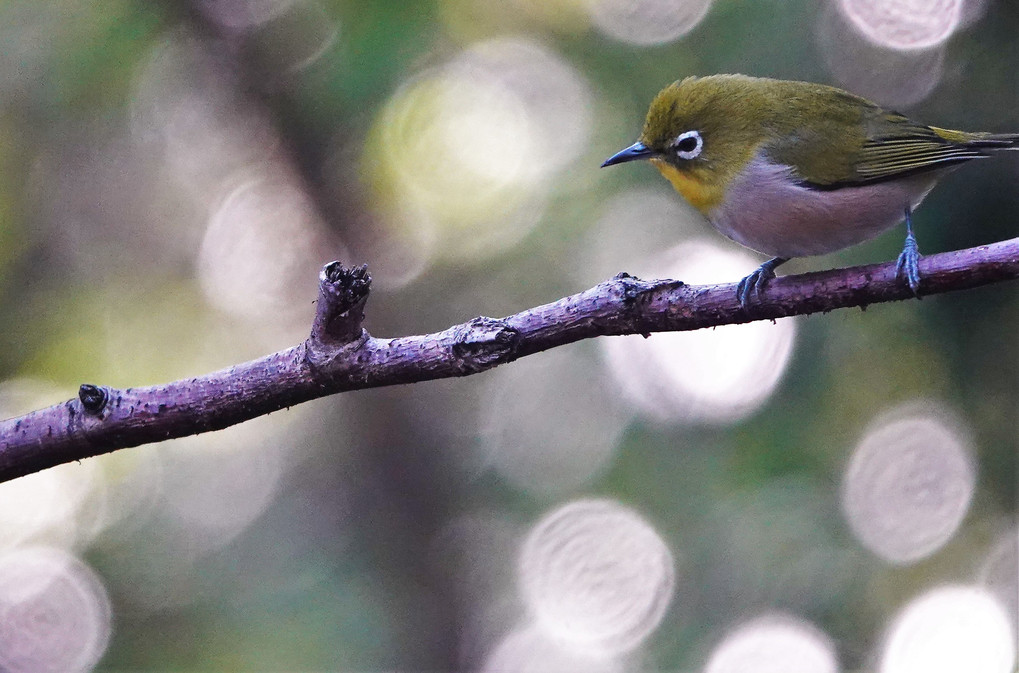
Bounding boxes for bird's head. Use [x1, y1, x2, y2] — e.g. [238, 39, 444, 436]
[602, 75, 773, 213]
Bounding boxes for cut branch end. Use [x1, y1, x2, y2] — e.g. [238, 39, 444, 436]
[311, 261, 372, 345]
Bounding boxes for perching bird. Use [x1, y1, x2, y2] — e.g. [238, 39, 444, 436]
[601, 74, 1018, 307]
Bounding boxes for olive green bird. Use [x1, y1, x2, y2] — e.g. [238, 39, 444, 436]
[602, 74, 1019, 307]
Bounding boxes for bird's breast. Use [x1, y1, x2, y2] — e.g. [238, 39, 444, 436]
[703, 154, 938, 258]
[650, 158, 725, 213]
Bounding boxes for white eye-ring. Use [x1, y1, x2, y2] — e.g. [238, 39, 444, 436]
[673, 130, 703, 160]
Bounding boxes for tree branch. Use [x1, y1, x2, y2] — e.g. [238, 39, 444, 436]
[2, 237, 1017, 483]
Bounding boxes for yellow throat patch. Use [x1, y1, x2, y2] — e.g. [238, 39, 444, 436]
[650, 158, 724, 214]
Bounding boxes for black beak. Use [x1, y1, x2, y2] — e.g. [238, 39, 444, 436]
[601, 141, 654, 167]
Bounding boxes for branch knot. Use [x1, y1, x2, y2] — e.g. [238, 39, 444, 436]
[612, 272, 683, 337]
[78, 384, 109, 416]
[450, 317, 519, 374]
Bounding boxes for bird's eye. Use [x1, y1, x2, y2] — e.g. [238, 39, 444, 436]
[673, 130, 703, 160]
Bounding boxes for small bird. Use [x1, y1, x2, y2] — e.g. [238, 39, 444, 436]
[602, 74, 1018, 307]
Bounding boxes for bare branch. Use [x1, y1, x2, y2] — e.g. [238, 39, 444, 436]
[2, 237, 1017, 483]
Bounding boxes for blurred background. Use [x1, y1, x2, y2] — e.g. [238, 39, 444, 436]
[0, 0, 1015, 670]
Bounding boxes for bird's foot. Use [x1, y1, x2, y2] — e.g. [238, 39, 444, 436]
[895, 211, 922, 298]
[736, 257, 787, 309]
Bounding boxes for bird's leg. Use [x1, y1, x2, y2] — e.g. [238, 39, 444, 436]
[736, 256, 788, 308]
[895, 206, 922, 298]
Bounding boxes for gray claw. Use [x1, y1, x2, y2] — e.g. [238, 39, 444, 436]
[896, 238, 922, 298]
[736, 257, 787, 309]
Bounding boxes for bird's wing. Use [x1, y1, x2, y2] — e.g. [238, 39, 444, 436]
[776, 108, 1002, 190]
[852, 112, 989, 183]
[758, 85, 1015, 189]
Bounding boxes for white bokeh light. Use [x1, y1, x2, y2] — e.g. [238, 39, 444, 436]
[367, 37, 592, 270]
[0, 460, 100, 553]
[130, 28, 345, 295]
[841, 402, 975, 564]
[158, 412, 294, 552]
[0, 547, 112, 673]
[601, 240, 797, 424]
[459, 38, 593, 179]
[586, 0, 714, 45]
[371, 65, 536, 264]
[838, 0, 963, 50]
[704, 614, 839, 673]
[200, 0, 343, 71]
[197, 173, 343, 335]
[880, 585, 1016, 673]
[481, 624, 623, 673]
[579, 188, 705, 283]
[817, 2, 945, 108]
[979, 527, 1018, 632]
[198, 0, 297, 29]
[519, 499, 675, 654]
[132, 32, 280, 200]
[479, 348, 628, 495]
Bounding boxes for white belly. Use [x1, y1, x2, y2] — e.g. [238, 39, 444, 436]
[707, 155, 938, 258]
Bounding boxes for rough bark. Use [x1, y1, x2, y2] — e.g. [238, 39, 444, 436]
[1, 237, 1017, 483]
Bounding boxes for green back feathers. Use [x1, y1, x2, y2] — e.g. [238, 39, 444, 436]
[639, 74, 1018, 189]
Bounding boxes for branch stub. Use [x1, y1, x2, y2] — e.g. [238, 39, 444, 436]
[311, 261, 372, 348]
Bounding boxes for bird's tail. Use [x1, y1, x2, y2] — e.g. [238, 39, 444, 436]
[931, 127, 1019, 150]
